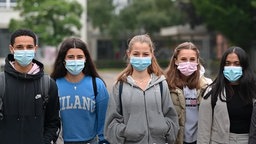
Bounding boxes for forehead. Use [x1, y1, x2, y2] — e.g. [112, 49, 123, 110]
[66, 48, 84, 55]
[14, 36, 35, 45]
[226, 53, 239, 61]
[177, 49, 197, 58]
[131, 42, 151, 52]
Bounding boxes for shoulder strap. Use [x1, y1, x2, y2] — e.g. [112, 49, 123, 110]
[0, 72, 5, 119]
[159, 81, 163, 97]
[92, 77, 98, 98]
[41, 74, 51, 109]
[0, 72, 5, 99]
[119, 81, 123, 115]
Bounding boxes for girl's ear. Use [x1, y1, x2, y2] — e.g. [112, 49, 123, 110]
[126, 50, 130, 58]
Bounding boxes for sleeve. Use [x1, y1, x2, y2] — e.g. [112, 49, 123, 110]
[197, 87, 212, 144]
[161, 80, 179, 144]
[95, 78, 110, 143]
[43, 78, 61, 144]
[104, 82, 126, 144]
[249, 101, 256, 144]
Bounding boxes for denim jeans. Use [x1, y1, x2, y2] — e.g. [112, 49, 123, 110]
[64, 137, 97, 144]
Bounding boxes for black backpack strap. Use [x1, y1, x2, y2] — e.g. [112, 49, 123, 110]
[40, 74, 50, 109]
[92, 77, 98, 98]
[119, 81, 123, 115]
[159, 81, 163, 97]
[0, 72, 5, 119]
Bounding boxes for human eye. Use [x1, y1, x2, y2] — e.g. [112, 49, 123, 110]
[234, 61, 240, 66]
[77, 55, 85, 59]
[189, 58, 196, 62]
[180, 57, 188, 62]
[142, 53, 150, 57]
[66, 55, 75, 59]
[131, 52, 139, 57]
[225, 61, 231, 66]
[14, 45, 24, 50]
[26, 45, 34, 50]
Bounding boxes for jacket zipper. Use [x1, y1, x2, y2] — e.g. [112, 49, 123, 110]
[143, 91, 150, 143]
[20, 75, 26, 144]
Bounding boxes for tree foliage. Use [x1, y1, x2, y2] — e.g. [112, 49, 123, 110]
[9, 0, 83, 46]
[192, 0, 256, 49]
[87, 0, 115, 32]
[88, 0, 186, 36]
[119, 0, 185, 34]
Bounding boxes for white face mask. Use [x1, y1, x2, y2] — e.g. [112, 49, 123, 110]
[14, 50, 35, 67]
[130, 57, 152, 71]
[65, 59, 85, 75]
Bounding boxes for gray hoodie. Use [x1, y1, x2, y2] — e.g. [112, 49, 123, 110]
[104, 74, 179, 144]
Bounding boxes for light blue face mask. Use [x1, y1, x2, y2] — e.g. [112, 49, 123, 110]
[14, 50, 35, 67]
[130, 57, 152, 71]
[223, 66, 243, 82]
[65, 60, 85, 75]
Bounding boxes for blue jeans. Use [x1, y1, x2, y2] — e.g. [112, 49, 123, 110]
[64, 137, 97, 144]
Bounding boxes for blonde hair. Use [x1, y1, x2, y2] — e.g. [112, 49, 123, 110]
[116, 34, 163, 83]
[165, 42, 201, 89]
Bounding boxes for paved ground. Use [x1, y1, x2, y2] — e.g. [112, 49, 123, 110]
[99, 70, 121, 92]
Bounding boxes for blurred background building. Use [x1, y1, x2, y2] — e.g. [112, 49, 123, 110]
[0, 0, 255, 76]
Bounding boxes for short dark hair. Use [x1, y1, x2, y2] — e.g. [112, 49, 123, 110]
[10, 29, 37, 46]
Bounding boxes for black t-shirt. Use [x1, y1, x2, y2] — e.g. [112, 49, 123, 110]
[227, 85, 253, 133]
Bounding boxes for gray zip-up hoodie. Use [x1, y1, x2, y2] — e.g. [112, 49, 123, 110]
[104, 74, 179, 144]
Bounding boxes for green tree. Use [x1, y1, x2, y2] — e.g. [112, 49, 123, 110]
[192, 0, 256, 50]
[119, 0, 185, 34]
[88, 0, 186, 36]
[9, 0, 83, 46]
[87, 0, 115, 33]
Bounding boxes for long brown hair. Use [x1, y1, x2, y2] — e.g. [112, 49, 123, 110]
[165, 42, 201, 89]
[116, 34, 163, 83]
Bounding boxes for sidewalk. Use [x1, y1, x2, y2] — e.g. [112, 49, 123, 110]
[99, 70, 121, 92]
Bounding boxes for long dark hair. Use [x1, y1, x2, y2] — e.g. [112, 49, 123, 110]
[204, 46, 256, 104]
[51, 38, 103, 83]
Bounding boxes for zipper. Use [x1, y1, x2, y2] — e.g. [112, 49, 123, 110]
[143, 91, 150, 143]
[20, 76, 26, 144]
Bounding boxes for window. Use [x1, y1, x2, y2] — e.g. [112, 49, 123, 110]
[0, 0, 16, 8]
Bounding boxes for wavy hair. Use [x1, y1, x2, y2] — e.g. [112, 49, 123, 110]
[165, 42, 202, 89]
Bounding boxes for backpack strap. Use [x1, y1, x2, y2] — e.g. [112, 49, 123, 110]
[92, 77, 98, 98]
[159, 81, 163, 97]
[40, 74, 50, 109]
[119, 81, 123, 115]
[0, 72, 5, 119]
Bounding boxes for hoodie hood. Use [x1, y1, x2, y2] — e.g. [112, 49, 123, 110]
[126, 73, 166, 90]
[4, 54, 44, 80]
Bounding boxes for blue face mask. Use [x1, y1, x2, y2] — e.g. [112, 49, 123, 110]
[223, 66, 243, 82]
[65, 60, 85, 75]
[14, 50, 35, 67]
[130, 57, 152, 71]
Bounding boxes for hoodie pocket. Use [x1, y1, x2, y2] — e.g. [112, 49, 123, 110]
[124, 113, 146, 142]
[148, 111, 169, 137]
